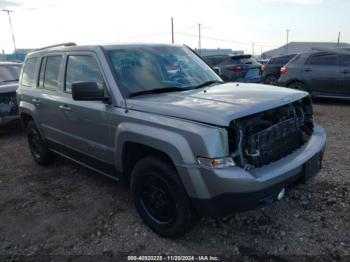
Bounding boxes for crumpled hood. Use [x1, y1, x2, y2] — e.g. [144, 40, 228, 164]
[0, 82, 18, 93]
[126, 83, 308, 126]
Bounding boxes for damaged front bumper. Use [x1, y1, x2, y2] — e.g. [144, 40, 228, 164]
[183, 124, 326, 217]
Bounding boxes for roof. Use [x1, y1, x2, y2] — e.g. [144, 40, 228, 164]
[262, 42, 350, 58]
[26, 43, 184, 58]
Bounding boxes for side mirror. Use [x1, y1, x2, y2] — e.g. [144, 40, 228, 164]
[71, 81, 107, 101]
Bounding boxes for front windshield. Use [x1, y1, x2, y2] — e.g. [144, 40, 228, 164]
[107, 45, 222, 96]
[0, 64, 22, 83]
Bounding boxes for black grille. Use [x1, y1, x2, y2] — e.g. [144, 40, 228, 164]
[228, 97, 313, 168]
[245, 118, 302, 167]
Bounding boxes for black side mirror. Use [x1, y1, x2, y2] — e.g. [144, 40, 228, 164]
[71, 81, 107, 101]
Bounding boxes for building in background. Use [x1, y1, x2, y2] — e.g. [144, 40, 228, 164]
[195, 48, 244, 57]
[0, 49, 33, 62]
[262, 42, 350, 58]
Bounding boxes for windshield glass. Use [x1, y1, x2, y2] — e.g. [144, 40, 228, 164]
[0, 64, 22, 83]
[107, 45, 222, 96]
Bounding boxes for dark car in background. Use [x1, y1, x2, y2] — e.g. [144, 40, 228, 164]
[203, 54, 262, 83]
[258, 58, 270, 65]
[0, 62, 22, 125]
[262, 54, 296, 85]
[278, 50, 350, 99]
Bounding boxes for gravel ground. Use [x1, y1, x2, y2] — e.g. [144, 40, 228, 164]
[0, 99, 349, 261]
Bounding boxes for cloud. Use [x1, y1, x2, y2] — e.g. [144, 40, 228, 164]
[0, 0, 20, 8]
[262, 0, 324, 5]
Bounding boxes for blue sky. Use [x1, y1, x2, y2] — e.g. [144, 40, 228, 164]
[0, 0, 349, 54]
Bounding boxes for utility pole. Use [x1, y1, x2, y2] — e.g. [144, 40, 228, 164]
[2, 9, 18, 60]
[198, 23, 202, 55]
[286, 29, 290, 54]
[171, 17, 174, 44]
[337, 31, 341, 47]
[252, 42, 255, 56]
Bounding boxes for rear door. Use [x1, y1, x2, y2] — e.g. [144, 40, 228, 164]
[303, 53, 339, 95]
[338, 54, 350, 96]
[34, 54, 66, 142]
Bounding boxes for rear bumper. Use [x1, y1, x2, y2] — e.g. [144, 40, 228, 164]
[239, 77, 263, 83]
[185, 124, 326, 217]
[277, 78, 288, 87]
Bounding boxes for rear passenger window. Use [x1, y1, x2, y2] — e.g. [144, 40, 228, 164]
[65, 55, 104, 93]
[43, 56, 62, 91]
[307, 54, 337, 66]
[21, 57, 38, 87]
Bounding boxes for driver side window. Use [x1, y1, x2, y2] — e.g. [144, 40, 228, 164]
[65, 55, 105, 93]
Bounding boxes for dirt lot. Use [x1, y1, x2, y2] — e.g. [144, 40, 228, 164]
[0, 100, 349, 261]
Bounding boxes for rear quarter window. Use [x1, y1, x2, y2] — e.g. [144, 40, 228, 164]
[21, 58, 38, 87]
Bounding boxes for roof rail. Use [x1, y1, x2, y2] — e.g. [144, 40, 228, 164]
[34, 42, 77, 51]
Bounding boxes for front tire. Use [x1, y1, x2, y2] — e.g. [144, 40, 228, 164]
[131, 156, 197, 238]
[27, 121, 55, 166]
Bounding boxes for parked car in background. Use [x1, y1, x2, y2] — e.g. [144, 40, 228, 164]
[0, 62, 22, 125]
[278, 50, 350, 99]
[17, 43, 326, 237]
[262, 54, 296, 85]
[203, 54, 262, 83]
[258, 58, 269, 65]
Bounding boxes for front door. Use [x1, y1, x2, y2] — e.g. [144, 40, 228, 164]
[56, 53, 116, 175]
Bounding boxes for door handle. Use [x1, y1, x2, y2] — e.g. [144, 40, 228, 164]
[304, 68, 312, 72]
[59, 104, 72, 112]
[32, 98, 41, 104]
[342, 70, 350, 74]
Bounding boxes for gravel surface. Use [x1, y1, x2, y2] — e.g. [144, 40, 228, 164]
[0, 99, 349, 261]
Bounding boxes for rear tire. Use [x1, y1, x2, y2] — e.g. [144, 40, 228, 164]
[26, 121, 55, 166]
[131, 156, 197, 238]
[288, 81, 306, 91]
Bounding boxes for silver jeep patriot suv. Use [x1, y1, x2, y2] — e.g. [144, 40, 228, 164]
[17, 43, 326, 237]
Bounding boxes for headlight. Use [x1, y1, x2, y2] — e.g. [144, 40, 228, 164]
[197, 157, 235, 169]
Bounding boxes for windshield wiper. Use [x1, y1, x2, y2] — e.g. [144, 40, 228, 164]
[129, 87, 186, 98]
[194, 80, 223, 89]
[0, 79, 19, 83]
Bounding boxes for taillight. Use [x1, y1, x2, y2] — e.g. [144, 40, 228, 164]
[280, 66, 288, 75]
[227, 65, 243, 72]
